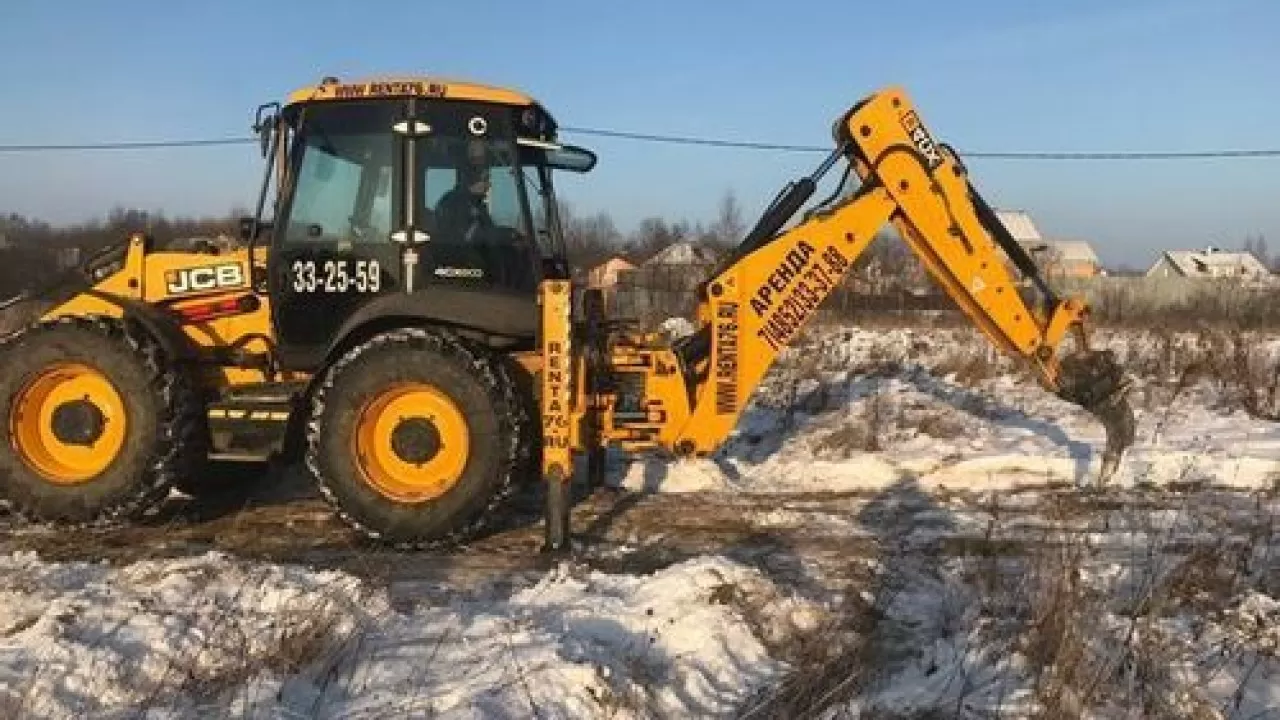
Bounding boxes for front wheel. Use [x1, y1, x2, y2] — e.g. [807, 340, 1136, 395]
[304, 327, 525, 548]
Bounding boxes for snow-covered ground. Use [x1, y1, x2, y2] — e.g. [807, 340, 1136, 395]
[2, 323, 1278, 719]
[616, 324, 1280, 495]
[0, 551, 823, 719]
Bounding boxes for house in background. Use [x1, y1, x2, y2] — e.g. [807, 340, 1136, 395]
[995, 209, 1103, 278]
[1146, 247, 1272, 280]
[641, 241, 718, 267]
[1021, 239, 1103, 278]
[994, 210, 1044, 244]
[585, 256, 636, 289]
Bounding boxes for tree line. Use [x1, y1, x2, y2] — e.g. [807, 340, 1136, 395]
[0, 208, 248, 297]
[555, 190, 747, 270]
[0, 190, 910, 299]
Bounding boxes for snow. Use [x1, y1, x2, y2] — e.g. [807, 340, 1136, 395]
[610, 325, 1280, 496]
[3, 323, 1279, 718]
[0, 551, 823, 719]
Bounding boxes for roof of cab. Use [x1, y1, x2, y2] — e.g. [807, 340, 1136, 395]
[285, 75, 538, 108]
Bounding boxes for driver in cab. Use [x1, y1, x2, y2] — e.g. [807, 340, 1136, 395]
[435, 163, 494, 243]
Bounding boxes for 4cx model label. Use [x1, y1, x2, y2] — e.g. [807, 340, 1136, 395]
[899, 110, 943, 170]
[433, 266, 484, 279]
[165, 263, 245, 296]
[291, 259, 382, 294]
[751, 241, 850, 352]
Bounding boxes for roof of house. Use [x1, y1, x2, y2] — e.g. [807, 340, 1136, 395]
[643, 242, 716, 266]
[590, 256, 636, 272]
[994, 210, 1043, 243]
[1155, 248, 1270, 276]
[1019, 239, 1100, 265]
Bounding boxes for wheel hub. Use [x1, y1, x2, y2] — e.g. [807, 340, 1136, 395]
[50, 399, 107, 447]
[390, 417, 442, 465]
[8, 361, 128, 484]
[352, 382, 471, 503]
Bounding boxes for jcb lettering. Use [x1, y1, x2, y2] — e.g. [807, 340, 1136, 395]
[165, 263, 245, 296]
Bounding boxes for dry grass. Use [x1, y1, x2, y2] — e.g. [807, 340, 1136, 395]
[931, 348, 1006, 387]
[814, 390, 889, 456]
[738, 479, 1279, 719]
[2, 565, 376, 719]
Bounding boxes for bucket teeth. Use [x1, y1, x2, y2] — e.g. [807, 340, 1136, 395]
[1055, 349, 1137, 484]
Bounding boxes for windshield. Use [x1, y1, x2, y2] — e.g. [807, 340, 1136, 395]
[282, 101, 397, 247]
[419, 136, 527, 243]
[278, 99, 586, 286]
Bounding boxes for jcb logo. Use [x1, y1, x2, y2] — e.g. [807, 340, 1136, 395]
[899, 111, 943, 170]
[165, 264, 245, 295]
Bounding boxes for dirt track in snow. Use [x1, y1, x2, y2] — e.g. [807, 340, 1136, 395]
[3, 459, 1275, 608]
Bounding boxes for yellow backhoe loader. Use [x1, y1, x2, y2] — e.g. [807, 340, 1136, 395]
[0, 76, 1135, 551]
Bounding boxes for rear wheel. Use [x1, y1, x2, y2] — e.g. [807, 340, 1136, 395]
[0, 316, 203, 524]
[305, 327, 525, 548]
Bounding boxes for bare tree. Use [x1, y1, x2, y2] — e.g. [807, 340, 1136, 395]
[1243, 234, 1270, 270]
[556, 200, 624, 272]
[627, 216, 690, 263]
[705, 189, 746, 252]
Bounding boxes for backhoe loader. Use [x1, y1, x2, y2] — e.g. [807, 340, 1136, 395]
[0, 76, 1135, 551]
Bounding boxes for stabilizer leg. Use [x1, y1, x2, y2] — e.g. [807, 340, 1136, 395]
[542, 465, 573, 554]
[538, 279, 576, 554]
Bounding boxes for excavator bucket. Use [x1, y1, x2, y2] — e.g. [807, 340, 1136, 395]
[1055, 348, 1136, 484]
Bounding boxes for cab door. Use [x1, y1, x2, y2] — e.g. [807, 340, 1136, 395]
[267, 100, 406, 370]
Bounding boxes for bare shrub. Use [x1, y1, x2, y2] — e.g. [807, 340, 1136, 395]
[814, 390, 889, 456]
[127, 573, 369, 714]
[1209, 330, 1280, 420]
[932, 349, 1001, 387]
[1021, 538, 1099, 718]
[915, 410, 967, 439]
[735, 593, 876, 720]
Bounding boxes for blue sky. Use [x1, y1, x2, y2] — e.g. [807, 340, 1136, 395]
[1, 0, 1275, 268]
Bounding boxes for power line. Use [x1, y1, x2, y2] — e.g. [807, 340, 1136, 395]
[560, 126, 827, 153]
[561, 126, 1280, 160]
[0, 137, 254, 152]
[961, 149, 1280, 160]
[0, 128, 1277, 160]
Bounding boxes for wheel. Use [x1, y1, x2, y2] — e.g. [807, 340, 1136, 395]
[305, 327, 526, 548]
[0, 316, 204, 524]
[492, 350, 540, 486]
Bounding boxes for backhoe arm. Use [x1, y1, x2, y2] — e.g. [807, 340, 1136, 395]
[666, 86, 1134, 479]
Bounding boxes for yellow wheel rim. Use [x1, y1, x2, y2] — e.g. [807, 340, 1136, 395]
[352, 382, 470, 503]
[8, 362, 129, 484]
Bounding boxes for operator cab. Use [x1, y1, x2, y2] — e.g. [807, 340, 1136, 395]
[244, 76, 596, 369]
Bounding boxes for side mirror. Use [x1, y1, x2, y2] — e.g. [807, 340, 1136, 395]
[258, 124, 272, 158]
[517, 138, 598, 173]
[252, 102, 281, 159]
[548, 144, 598, 173]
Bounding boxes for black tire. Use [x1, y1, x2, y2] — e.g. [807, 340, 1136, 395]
[305, 327, 526, 548]
[0, 316, 204, 525]
[492, 350, 540, 486]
